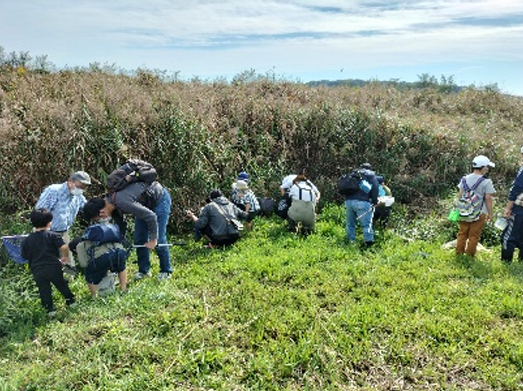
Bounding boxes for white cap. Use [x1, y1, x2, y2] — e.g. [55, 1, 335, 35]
[472, 155, 495, 168]
[280, 175, 297, 190]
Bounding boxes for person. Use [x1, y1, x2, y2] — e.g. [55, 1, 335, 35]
[70, 198, 128, 297]
[343, 163, 379, 247]
[455, 155, 496, 257]
[231, 179, 260, 230]
[275, 174, 297, 219]
[35, 171, 92, 267]
[501, 146, 523, 263]
[102, 179, 172, 281]
[373, 175, 393, 229]
[187, 189, 249, 248]
[287, 173, 320, 235]
[20, 208, 76, 316]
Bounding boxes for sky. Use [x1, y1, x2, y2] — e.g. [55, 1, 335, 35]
[1, 0, 523, 96]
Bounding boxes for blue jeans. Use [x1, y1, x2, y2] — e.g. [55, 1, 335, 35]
[134, 188, 172, 274]
[345, 199, 374, 243]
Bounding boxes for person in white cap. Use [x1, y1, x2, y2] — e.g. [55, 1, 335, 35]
[501, 146, 523, 263]
[36, 171, 92, 266]
[455, 155, 496, 257]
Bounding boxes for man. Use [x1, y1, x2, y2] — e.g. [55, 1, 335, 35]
[501, 146, 523, 263]
[187, 189, 248, 248]
[103, 180, 172, 280]
[35, 171, 92, 266]
[455, 155, 496, 257]
[344, 163, 379, 247]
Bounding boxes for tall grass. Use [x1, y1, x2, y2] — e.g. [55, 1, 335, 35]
[1, 68, 522, 231]
[1, 204, 523, 390]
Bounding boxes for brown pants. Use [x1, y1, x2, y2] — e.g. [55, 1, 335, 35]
[456, 214, 487, 257]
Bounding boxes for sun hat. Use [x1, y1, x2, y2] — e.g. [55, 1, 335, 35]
[472, 155, 495, 168]
[70, 171, 91, 185]
[236, 180, 248, 190]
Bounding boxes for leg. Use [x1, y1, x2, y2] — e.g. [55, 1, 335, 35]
[134, 218, 150, 274]
[345, 200, 357, 241]
[154, 189, 172, 274]
[33, 270, 55, 312]
[48, 264, 75, 306]
[464, 215, 486, 257]
[456, 221, 471, 255]
[356, 201, 375, 244]
[502, 214, 523, 262]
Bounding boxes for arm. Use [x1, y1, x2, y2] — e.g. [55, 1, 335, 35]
[484, 193, 494, 221]
[59, 244, 69, 265]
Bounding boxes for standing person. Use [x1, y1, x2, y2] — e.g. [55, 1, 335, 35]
[343, 163, 379, 247]
[187, 189, 249, 248]
[231, 179, 260, 230]
[501, 146, 523, 263]
[103, 180, 172, 281]
[455, 155, 496, 257]
[35, 171, 92, 267]
[287, 173, 320, 235]
[20, 208, 76, 317]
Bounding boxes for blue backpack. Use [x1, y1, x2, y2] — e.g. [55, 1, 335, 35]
[82, 223, 122, 243]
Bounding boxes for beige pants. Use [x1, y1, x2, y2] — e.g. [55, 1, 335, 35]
[54, 231, 75, 267]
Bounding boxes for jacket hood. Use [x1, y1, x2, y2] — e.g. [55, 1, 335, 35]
[211, 196, 230, 205]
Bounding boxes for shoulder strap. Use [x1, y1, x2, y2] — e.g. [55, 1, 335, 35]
[470, 176, 485, 191]
[212, 202, 232, 222]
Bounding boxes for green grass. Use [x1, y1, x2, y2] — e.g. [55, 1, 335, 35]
[2, 204, 523, 390]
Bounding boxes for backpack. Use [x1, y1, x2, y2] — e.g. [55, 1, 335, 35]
[82, 223, 122, 243]
[258, 197, 276, 216]
[456, 176, 486, 222]
[107, 159, 157, 193]
[338, 170, 362, 196]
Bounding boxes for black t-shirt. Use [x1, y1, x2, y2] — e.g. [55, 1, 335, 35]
[20, 230, 65, 272]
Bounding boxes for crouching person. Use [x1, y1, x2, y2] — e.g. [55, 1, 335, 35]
[70, 198, 128, 297]
[187, 189, 249, 249]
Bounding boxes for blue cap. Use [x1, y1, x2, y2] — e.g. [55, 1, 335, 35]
[237, 171, 250, 182]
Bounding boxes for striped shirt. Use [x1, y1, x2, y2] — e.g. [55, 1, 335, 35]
[231, 188, 260, 212]
[36, 183, 86, 232]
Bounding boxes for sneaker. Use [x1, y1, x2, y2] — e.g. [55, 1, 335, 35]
[134, 271, 151, 280]
[158, 272, 171, 281]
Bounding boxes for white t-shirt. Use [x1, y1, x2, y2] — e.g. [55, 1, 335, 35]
[289, 180, 319, 203]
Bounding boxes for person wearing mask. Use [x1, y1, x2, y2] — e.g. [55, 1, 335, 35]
[36, 171, 92, 267]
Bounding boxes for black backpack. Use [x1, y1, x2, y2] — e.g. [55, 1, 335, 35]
[337, 170, 362, 196]
[107, 159, 158, 194]
[257, 197, 276, 216]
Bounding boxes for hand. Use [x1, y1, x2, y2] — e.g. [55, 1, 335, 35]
[59, 257, 68, 265]
[145, 239, 157, 249]
[504, 207, 512, 218]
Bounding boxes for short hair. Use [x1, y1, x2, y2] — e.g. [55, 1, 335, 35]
[30, 208, 53, 228]
[209, 189, 224, 200]
[82, 197, 106, 220]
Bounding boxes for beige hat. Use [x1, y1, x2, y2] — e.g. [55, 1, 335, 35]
[236, 180, 248, 190]
[70, 171, 91, 185]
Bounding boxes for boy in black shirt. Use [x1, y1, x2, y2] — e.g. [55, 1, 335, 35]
[20, 208, 76, 316]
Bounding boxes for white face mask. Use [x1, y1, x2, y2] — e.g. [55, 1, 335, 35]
[71, 188, 84, 196]
[97, 217, 111, 224]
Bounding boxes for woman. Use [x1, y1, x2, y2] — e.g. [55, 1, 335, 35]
[287, 174, 320, 236]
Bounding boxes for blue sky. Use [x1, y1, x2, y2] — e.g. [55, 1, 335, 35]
[1, 0, 523, 96]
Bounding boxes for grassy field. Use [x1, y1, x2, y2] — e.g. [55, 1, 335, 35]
[1, 203, 523, 390]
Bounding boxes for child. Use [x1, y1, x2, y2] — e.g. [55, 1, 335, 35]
[231, 180, 259, 230]
[20, 208, 76, 316]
